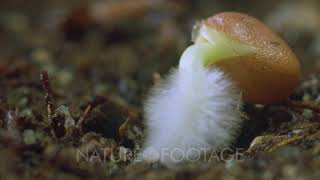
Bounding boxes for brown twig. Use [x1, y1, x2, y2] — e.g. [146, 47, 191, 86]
[77, 104, 92, 132]
[40, 71, 55, 122]
[285, 99, 320, 114]
[76, 95, 109, 133]
[118, 117, 130, 138]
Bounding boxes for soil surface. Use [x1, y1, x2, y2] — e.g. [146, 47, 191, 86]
[0, 0, 320, 179]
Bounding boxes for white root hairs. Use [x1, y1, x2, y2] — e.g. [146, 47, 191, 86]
[139, 60, 243, 165]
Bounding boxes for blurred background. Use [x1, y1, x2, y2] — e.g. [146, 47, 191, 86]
[1, 0, 320, 179]
[1, 0, 320, 107]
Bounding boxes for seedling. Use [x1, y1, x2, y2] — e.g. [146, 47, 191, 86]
[140, 12, 301, 165]
[183, 12, 301, 104]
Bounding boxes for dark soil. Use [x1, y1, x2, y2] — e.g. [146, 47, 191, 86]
[0, 0, 320, 179]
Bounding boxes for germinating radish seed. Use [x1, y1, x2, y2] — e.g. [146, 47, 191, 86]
[183, 12, 301, 104]
[139, 12, 301, 165]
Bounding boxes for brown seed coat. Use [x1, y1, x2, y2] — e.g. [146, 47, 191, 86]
[205, 12, 301, 104]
